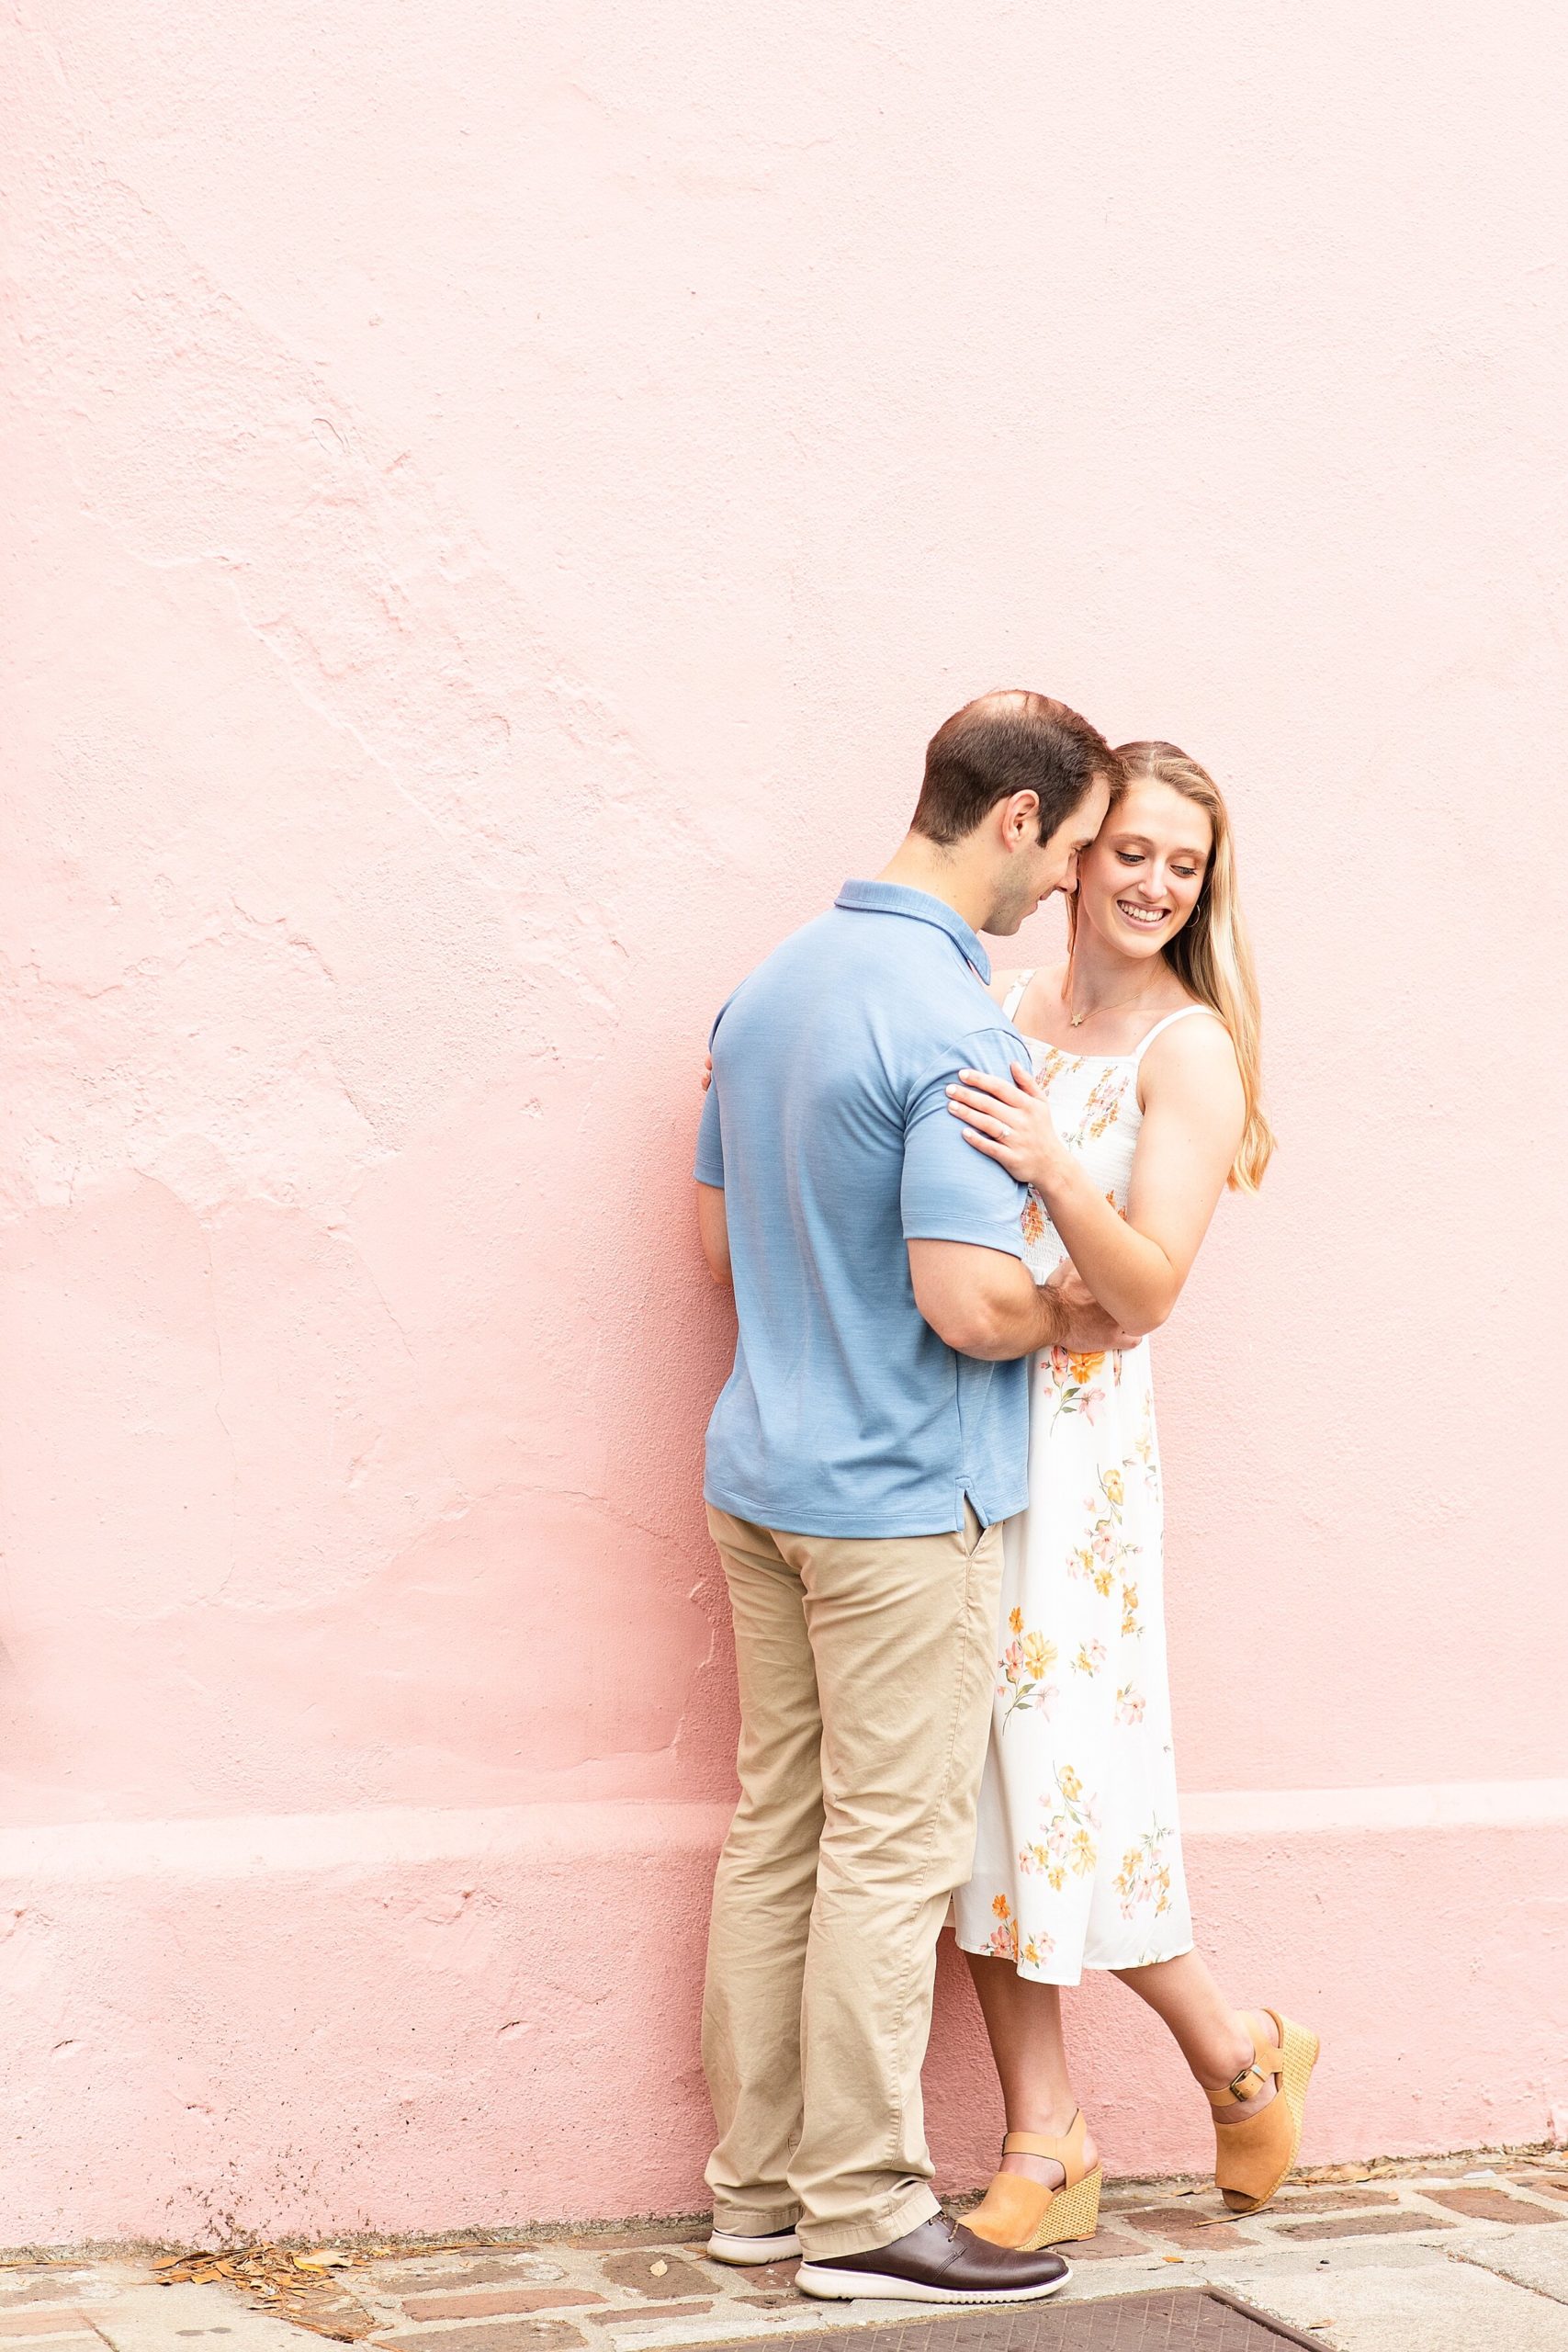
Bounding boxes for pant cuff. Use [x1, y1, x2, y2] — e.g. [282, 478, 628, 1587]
[796, 2184, 942, 2261]
[711, 2199, 803, 2234]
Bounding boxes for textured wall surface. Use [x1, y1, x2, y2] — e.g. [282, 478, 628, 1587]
[4, 0, 1566, 2245]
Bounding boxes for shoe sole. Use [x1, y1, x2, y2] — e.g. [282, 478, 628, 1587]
[795, 2261, 1071, 2304]
[706, 2235, 802, 2266]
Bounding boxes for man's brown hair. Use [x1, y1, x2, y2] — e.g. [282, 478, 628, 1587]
[912, 690, 1117, 847]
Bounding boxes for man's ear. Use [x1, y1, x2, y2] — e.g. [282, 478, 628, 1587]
[1001, 788, 1041, 847]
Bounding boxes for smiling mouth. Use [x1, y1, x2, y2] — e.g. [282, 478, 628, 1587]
[1116, 899, 1168, 928]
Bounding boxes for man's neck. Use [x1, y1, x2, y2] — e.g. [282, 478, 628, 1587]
[876, 833, 991, 937]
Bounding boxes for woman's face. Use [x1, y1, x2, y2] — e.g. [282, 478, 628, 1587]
[1077, 779, 1213, 960]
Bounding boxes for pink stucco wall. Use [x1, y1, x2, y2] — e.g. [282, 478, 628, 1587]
[4, 0, 1566, 2246]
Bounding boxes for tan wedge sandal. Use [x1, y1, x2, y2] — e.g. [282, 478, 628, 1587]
[965, 2115, 1102, 2249]
[1210, 2008, 1320, 2214]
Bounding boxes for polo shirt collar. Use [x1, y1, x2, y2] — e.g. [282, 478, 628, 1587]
[834, 879, 992, 983]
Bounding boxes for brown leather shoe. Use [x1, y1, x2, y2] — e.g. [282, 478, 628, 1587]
[795, 2214, 1070, 2302]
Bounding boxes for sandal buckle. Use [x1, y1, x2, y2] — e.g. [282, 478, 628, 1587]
[1227, 2064, 1266, 2104]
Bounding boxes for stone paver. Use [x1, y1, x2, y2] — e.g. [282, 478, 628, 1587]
[0, 2269, 140, 2344]
[374, 2270, 568, 2299]
[1269, 2213, 1450, 2243]
[93, 2284, 310, 2352]
[583, 2311, 713, 2333]
[1053, 2234, 1147, 2265]
[555, 2241, 708, 2257]
[1117, 2209, 1251, 2252]
[1453, 2226, 1568, 2305]
[399, 2295, 604, 2324]
[1419, 2183, 1564, 2225]
[727, 2265, 800, 2299]
[1221, 2257, 1568, 2349]
[1205, 2240, 1452, 2287]
[1250, 2193, 1396, 2218]
[594, 2264, 710, 2306]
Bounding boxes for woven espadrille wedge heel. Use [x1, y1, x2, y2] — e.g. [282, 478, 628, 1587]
[1210, 2008, 1320, 2215]
[964, 2115, 1102, 2250]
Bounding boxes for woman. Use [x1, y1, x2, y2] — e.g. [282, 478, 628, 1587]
[945, 741, 1316, 2250]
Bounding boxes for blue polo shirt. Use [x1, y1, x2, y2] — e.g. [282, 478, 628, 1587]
[694, 880, 1032, 1538]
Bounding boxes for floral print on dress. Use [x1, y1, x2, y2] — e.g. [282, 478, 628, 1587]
[987, 1893, 1055, 1969]
[1043, 1346, 1109, 1425]
[1114, 1825, 1175, 1921]
[1034, 1046, 1081, 1091]
[1059, 1064, 1131, 1149]
[1130, 1395, 1161, 1500]
[1069, 1463, 1141, 1606]
[998, 1606, 1060, 1728]
[952, 981, 1198, 1984]
[1018, 1764, 1100, 1892]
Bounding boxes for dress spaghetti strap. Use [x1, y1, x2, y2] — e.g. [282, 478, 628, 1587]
[1130, 1004, 1220, 1063]
[1001, 969, 1036, 1023]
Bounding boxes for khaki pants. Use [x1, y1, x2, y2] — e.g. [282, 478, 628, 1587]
[701, 1502, 1005, 2259]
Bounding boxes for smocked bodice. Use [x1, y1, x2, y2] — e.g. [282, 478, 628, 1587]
[1002, 975, 1213, 1285]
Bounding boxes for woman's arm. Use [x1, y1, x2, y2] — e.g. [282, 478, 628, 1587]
[945, 1018, 1246, 1333]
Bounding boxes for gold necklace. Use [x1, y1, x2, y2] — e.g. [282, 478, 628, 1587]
[1067, 987, 1160, 1029]
[1062, 946, 1163, 1029]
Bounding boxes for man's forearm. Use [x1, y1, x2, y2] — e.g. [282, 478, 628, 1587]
[961, 1267, 1066, 1360]
[907, 1238, 1127, 1360]
[695, 1182, 733, 1287]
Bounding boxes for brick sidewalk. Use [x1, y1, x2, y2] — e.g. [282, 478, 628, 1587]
[6, 2152, 1568, 2352]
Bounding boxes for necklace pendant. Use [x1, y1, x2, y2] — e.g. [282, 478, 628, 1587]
[1069, 1012, 1085, 1027]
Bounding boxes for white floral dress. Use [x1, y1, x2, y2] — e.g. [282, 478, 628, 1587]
[952, 978, 1213, 1983]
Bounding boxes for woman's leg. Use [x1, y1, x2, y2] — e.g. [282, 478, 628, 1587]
[1112, 1949, 1279, 2122]
[965, 1953, 1099, 2187]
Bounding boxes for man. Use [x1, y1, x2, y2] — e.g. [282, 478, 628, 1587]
[692, 692, 1130, 2304]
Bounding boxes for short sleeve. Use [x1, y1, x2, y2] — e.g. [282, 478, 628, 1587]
[899, 1024, 1029, 1257]
[694, 1074, 724, 1188]
[693, 994, 735, 1187]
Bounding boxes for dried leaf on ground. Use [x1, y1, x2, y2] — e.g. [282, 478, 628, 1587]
[152, 2245, 375, 2342]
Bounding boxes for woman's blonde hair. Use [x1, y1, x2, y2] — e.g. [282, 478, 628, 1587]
[1071, 741, 1275, 1191]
